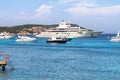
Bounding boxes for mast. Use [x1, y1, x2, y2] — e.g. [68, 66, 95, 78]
[117, 31, 120, 37]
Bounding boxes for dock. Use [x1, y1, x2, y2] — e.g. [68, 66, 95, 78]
[0, 53, 14, 71]
[0, 61, 7, 71]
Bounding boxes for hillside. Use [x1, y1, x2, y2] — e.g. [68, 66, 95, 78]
[0, 24, 80, 34]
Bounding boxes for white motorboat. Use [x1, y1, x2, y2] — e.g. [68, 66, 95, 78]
[36, 20, 102, 38]
[0, 32, 14, 39]
[46, 37, 67, 43]
[110, 31, 120, 42]
[16, 35, 37, 42]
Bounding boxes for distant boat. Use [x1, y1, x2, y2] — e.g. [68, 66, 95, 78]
[110, 31, 120, 42]
[46, 37, 67, 43]
[16, 35, 37, 42]
[0, 32, 14, 39]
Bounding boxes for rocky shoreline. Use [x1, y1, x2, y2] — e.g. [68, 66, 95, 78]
[0, 24, 49, 35]
[0, 24, 79, 35]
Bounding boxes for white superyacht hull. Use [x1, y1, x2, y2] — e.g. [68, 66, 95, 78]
[36, 31, 102, 38]
[78, 31, 102, 38]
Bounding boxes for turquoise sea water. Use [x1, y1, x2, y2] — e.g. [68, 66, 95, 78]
[0, 34, 120, 80]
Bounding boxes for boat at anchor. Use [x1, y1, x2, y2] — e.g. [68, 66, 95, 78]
[0, 32, 14, 39]
[16, 35, 37, 42]
[110, 31, 120, 42]
[46, 37, 67, 43]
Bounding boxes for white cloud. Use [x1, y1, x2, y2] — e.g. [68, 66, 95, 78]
[66, 2, 120, 16]
[15, 4, 52, 20]
[15, 11, 28, 20]
[29, 4, 52, 19]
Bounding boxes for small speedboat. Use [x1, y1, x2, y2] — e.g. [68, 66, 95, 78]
[0, 32, 14, 39]
[110, 31, 120, 42]
[16, 36, 37, 42]
[46, 37, 67, 43]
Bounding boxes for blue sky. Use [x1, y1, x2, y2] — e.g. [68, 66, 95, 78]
[0, 0, 120, 33]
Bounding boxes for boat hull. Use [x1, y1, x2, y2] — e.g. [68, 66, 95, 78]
[110, 38, 120, 42]
[110, 40, 120, 42]
[46, 40, 67, 43]
[36, 31, 102, 38]
[16, 39, 36, 42]
[16, 36, 37, 42]
[78, 31, 102, 38]
[0, 35, 14, 39]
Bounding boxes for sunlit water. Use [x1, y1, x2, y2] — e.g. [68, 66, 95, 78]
[0, 34, 120, 80]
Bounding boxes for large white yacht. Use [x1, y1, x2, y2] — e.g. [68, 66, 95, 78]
[36, 21, 102, 38]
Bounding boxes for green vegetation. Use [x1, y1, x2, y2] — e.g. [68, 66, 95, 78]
[0, 24, 79, 34]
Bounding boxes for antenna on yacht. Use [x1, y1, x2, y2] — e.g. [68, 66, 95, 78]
[117, 31, 120, 37]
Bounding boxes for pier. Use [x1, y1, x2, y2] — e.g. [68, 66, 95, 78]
[0, 53, 14, 71]
[0, 61, 7, 71]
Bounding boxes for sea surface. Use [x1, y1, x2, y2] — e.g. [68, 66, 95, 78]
[0, 34, 120, 80]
